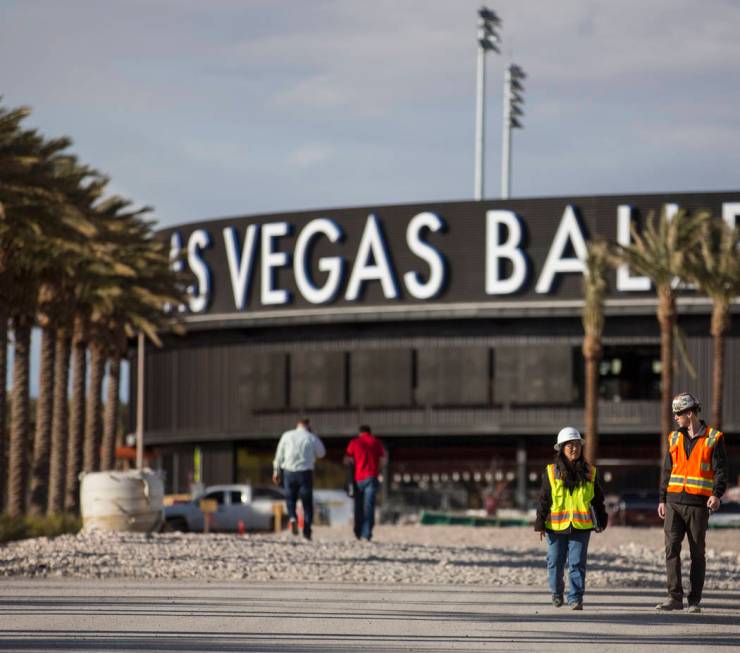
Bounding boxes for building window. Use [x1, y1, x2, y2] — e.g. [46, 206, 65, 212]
[579, 345, 661, 401]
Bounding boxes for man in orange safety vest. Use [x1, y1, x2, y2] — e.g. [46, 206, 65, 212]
[655, 392, 728, 613]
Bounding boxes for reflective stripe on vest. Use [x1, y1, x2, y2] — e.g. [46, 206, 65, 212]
[545, 463, 596, 531]
[666, 427, 722, 497]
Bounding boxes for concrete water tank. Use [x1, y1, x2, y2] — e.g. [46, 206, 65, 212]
[80, 470, 164, 533]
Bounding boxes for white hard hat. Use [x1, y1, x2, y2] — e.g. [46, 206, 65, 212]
[672, 392, 701, 414]
[554, 427, 584, 451]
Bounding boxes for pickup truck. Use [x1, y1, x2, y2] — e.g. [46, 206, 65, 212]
[162, 484, 286, 532]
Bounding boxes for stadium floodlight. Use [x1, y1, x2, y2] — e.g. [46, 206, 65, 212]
[501, 63, 525, 199]
[474, 6, 502, 200]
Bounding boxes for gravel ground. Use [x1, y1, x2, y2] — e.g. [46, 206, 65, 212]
[1, 525, 738, 588]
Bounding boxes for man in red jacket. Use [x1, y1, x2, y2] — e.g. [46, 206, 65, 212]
[344, 425, 386, 541]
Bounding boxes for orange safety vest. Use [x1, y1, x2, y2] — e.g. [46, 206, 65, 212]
[666, 427, 722, 497]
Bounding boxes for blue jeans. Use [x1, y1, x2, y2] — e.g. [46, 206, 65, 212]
[354, 477, 380, 540]
[546, 529, 591, 604]
[283, 470, 314, 538]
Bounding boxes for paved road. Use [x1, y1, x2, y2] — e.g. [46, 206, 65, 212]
[0, 580, 737, 652]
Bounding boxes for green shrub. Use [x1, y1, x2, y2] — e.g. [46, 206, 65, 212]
[0, 513, 82, 543]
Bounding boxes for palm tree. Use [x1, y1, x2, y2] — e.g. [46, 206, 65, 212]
[0, 202, 6, 512]
[83, 337, 106, 473]
[64, 241, 115, 512]
[28, 320, 55, 515]
[685, 215, 740, 428]
[90, 199, 187, 471]
[0, 105, 46, 515]
[45, 165, 107, 514]
[581, 238, 609, 465]
[73, 192, 183, 490]
[613, 208, 709, 460]
[47, 329, 71, 513]
[101, 336, 125, 471]
[64, 315, 87, 513]
[0, 103, 77, 516]
[29, 161, 101, 515]
[0, 306, 6, 512]
[7, 316, 32, 516]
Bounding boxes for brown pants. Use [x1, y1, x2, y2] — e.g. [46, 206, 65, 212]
[664, 502, 709, 604]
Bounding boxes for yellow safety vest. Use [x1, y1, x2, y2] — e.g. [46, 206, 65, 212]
[545, 463, 597, 531]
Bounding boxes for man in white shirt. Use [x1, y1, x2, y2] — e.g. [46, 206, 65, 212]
[272, 418, 326, 540]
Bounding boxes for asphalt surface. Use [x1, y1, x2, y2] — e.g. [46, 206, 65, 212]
[0, 580, 738, 652]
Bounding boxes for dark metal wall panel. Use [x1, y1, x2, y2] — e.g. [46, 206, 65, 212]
[140, 315, 738, 443]
[202, 444, 234, 486]
[416, 347, 490, 406]
[683, 333, 740, 431]
[145, 349, 175, 431]
[350, 349, 412, 408]
[145, 400, 665, 445]
[290, 350, 345, 409]
[676, 336, 712, 424]
[172, 344, 232, 433]
[495, 345, 573, 405]
[237, 351, 287, 413]
[724, 336, 740, 429]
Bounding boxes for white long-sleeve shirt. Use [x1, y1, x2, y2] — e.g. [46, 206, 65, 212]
[273, 426, 326, 472]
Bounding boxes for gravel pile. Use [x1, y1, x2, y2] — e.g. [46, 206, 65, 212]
[1, 526, 738, 588]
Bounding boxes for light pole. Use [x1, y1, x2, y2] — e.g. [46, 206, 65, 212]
[501, 63, 525, 199]
[474, 6, 501, 201]
[136, 332, 145, 470]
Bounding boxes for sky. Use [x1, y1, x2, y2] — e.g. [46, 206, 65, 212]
[1, 0, 739, 233]
[2, 0, 739, 398]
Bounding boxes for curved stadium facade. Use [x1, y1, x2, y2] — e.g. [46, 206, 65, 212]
[136, 191, 740, 512]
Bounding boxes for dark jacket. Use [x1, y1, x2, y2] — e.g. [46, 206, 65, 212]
[659, 421, 728, 506]
[534, 464, 608, 533]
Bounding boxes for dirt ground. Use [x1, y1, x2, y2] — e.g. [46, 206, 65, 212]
[315, 524, 740, 553]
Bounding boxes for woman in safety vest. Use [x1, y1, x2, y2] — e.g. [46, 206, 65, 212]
[535, 427, 608, 610]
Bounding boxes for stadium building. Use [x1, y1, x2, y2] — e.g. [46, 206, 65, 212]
[135, 191, 740, 513]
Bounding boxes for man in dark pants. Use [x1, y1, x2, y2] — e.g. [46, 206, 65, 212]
[656, 393, 728, 613]
[344, 425, 386, 541]
[272, 418, 326, 541]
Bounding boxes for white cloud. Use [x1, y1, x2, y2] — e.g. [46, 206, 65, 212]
[286, 144, 335, 169]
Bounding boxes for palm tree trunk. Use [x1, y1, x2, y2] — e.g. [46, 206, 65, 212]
[7, 317, 32, 517]
[0, 307, 8, 513]
[710, 300, 729, 430]
[101, 354, 121, 471]
[657, 285, 676, 462]
[64, 322, 87, 513]
[28, 326, 55, 515]
[83, 340, 105, 472]
[47, 331, 70, 514]
[582, 336, 602, 465]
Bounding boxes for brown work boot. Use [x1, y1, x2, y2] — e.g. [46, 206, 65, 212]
[655, 598, 683, 611]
